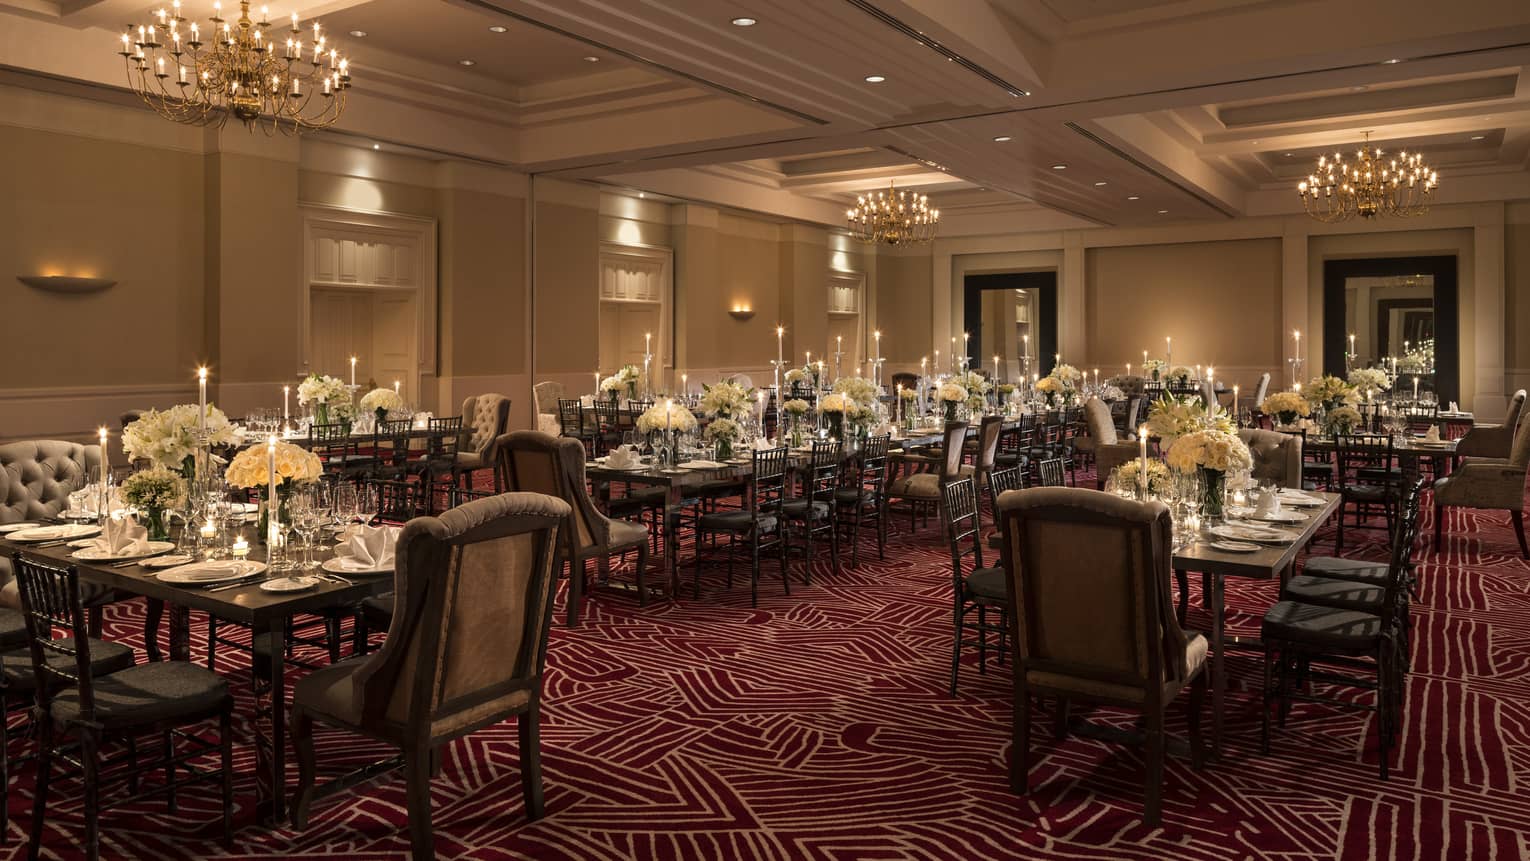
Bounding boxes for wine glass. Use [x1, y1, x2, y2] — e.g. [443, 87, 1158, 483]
[333, 483, 359, 529]
[355, 483, 378, 527]
[297, 484, 332, 569]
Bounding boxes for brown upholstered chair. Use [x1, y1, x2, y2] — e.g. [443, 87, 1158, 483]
[885, 422, 968, 532]
[1238, 428, 1304, 489]
[1081, 398, 1140, 489]
[996, 487, 1207, 826]
[455, 394, 512, 490]
[0, 441, 105, 610]
[532, 381, 565, 435]
[1453, 390, 1525, 460]
[290, 492, 569, 860]
[1433, 411, 1530, 558]
[498, 431, 650, 624]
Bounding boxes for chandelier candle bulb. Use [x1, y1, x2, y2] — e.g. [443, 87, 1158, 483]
[1139, 425, 1149, 495]
[266, 435, 279, 546]
[283, 385, 289, 425]
[393, 380, 400, 395]
[1349, 332, 1356, 356]
[197, 366, 208, 431]
[349, 356, 356, 388]
[1127, 362, 1132, 376]
[1293, 330, 1301, 362]
[1165, 337, 1172, 367]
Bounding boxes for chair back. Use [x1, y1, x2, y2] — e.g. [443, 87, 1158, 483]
[533, 382, 565, 420]
[1503, 389, 1526, 433]
[349, 492, 569, 733]
[427, 416, 463, 463]
[941, 477, 984, 579]
[12, 555, 97, 721]
[997, 487, 1189, 704]
[1510, 406, 1530, 470]
[750, 446, 789, 515]
[988, 466, 1023, 516]
[500, 431, 611, 556]
[592, 400, 620, 437]
[975, 416, 1003, 472]
[376, 419, 415, 474]
[557, 399, 585, 437]
[806, 439, 841, 502]
[0, 441, 102, 523]
[1036, 458, 1066, 488]
[369, 478, 424, 524]
[1084, 398, 1117, 446]
[1335, 433, 1394, 490]
[939, 422, 969, 481]
[460, 394, 511, 457]
[1238, 428, 1304, 489]
[1253, 373, 1271, 406]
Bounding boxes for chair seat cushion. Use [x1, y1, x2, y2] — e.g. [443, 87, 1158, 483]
[1302, 556, 1389, 584]
[454, 452, 486, 471]
[886, 470, 966, 500]
[781, 499, 830, 520]
[0, 608, 28, 652]
[1027, 633, 1207, 704]
[1261, 601, 1381, 651]
[50, 661, 230, 728]
[965, 567, 1007, 601]
[2, 638, 136, 692]
[360, 593, 395, 631]
[1281, 575, 1386, 613]
[608, 518, 649, 549]
[291, 658, 366, 725]
[698, 510, 777, 533]
[1342, 484, 1396, 503]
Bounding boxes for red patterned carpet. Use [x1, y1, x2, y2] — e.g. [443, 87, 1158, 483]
[7, 476, 1530, 860]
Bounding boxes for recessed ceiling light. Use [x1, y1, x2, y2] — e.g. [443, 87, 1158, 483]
[1251, 140, 1260, 145]
[1158, 209, 1168, 214]
[638, 192, 645, 198]
[1127, 195, 1140, 201]
[993, 135, 1011, 142]
[1383, 58, 1401, 64]
[488, 25, 507, 33]
[1094, 181, 1107, 187]
[1350, 85, 1368, 92]
[1284, 152, 1293, 157]
[1471, 134, 1486, 140]
[730, 16, 757, 26]
[864, 75, 886, 83]
[1050, 163, 1067, 170]
[348, 29, 366, 37]
[458, 58, 476, 66]
[372, 143, 380, 150]
[583, 56, 600, 62]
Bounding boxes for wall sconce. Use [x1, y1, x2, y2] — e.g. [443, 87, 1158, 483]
[17, 275, 116, 294]
[728, 305, 756, 321]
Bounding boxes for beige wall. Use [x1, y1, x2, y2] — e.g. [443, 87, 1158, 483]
[1504, 215, 1530, 397]
[532, 194, 602, 376]
[1086, 238, 1282, 391]
[877, 250, 934, 366]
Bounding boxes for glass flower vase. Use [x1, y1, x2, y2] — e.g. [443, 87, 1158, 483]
[1199, 467, 1226, 524]
[144, 507, 170, 542]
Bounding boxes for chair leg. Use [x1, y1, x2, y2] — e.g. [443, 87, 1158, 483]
[566, 558, 585, 627]
[519, 701, 545, 820]
[635, 543, 650, 607]
[163, 729, 176, 813]
[0, 692, 7, 846]
[1143, 721, 1164, 828]
[28, 722, 52, 861]
[849, 508, 861, 569]
[82, 728, 100, 861]
[1010, 688, 1031, 795]
[1053, 698, 1070, 740]
[1434, 504, 1444, 549]
[1175, 569, 1189, 626]
[949, 600, 964, 697]
[403, 743, 435, 861]
[1512, 510, 1529, 560]
[977, 605, 988, 674]
[1260, 643, 1275, 755]
[291, 709, 318, 829]
[220, 708, 234, 848]
[1187, 671, 1207, 769]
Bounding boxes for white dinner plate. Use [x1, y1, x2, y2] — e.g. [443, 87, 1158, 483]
[322, 556, 392, 575]
[158, 560, 267, 585]
[7, 524, 102, 543]
[71, 540, 177, 562]
[260, 575, 320, 593]
[1210, 524, 1297, 544]
[141, 553, 195, 569]
[680, 460, 728, 469]
[1276, 494, 1325, 508]
[1210, 540, 1260, 553]
[1249, 511, 1308, 524]
[68, 538, 98, 548]
[0, 522, 39, 534]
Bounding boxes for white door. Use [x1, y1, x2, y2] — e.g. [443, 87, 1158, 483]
[310, 289, 417, 400]
[372, 293, 417, 401]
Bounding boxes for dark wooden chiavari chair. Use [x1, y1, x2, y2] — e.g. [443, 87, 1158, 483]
[940, 477, 1008, 696]
[836, 434, 889, 568]
[784, 439, 842, 585]
[691, 446, 790, 606]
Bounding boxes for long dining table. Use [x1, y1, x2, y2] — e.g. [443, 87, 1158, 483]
[0, 531, 391, 825]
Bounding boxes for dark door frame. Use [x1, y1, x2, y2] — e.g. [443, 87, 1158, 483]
[1322, 255, 1458, 404]
[963, 271, 1059, 377]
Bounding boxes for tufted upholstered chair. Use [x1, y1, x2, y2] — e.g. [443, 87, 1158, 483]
[1453, 390, 1525, 460]
[453, 394, 511, 491]
[531, 382, 564, 435]
[0, 441, 103, 607]
[886, 422, 969, 533]
[289, 492, 568, 860]
[996, 486, 1206, 826]
[1252, 372, 1272, 408]
[1433, 411, 1530, 559]
[498, 431, 649, 626]
[1081, 398, 1141, 488]
[1238, 428, 1304, 489]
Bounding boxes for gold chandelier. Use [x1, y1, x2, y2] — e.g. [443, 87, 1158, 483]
[1297, 132, 1438, 223]
[847, 182, 939, 245]
[118, 1, 351, 134]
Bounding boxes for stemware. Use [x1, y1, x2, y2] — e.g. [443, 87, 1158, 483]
[355, 483, 378, 527]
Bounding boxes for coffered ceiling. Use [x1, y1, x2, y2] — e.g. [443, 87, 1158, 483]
[4, 0, 1530, 231]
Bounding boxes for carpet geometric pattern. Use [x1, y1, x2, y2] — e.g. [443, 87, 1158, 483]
[5, 475, 1529, 860]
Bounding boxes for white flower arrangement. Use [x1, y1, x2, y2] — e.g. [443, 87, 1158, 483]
[784, 368, 807, 385]
[832, 376, 879, 407]
[846, 403, 874, 424]
[1347, 367, 1391, 394]
[1324, 406, 1363, 435]
[1141, 359, 1167, 377]
[1165, 428, 1253, 474]
[1260, 391, 1310, 420]
[699, 380, 753, 418]
[704, 417, 740, 443]
[936, 382, 968, 404]
[1035, 377, 1063, 395]
[818, 393, 852, 413]
[600, 365, 641, 394]
[1165, 365, 1194, 384]
[965, 395, 986, 411]
[1051, 363, 1083, 386]
[119, 466, 185, 511]
[1097, 384, 1127, 403]
[955, 371, 992, 396]
[297, 374, 349, 406]
[898, 388, 919, 401]
[122, 404, 242, 473]
[1305, 375, 1358, 408]
[636, 401, 697, 434]
[1146, 395, 1233, 446]
[359, 388, 404, 414]
[224, 441, 323, 489]
[782, 399, 811, 416]
[1111, 457, 1171, 495]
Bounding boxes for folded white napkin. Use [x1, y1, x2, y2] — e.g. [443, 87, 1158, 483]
[1448, 402, 1460, 413]
[1423, 425, 1441, 442]
[580, 395, 594, 407]
[752, 437, 775, 451]
[606, 445, 638, 468]
[92, 516, 149, 555]
[1252, 487, 1282, 518]
[339, 524, 400, 570]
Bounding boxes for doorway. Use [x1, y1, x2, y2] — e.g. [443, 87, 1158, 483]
[963, 271, 1058, 381]
[1323, 255, 1458, 404]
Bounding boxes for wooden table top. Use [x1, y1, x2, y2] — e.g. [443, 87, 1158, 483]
[1171, 491, 1341, 580]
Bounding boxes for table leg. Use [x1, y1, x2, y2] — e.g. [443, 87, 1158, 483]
[258, 617, 288, 825]
[170, 604, 191, 663]
[1209, 573, 1227, 759]
[666, 484, 682, 597]
[143, 599, 164, 663]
